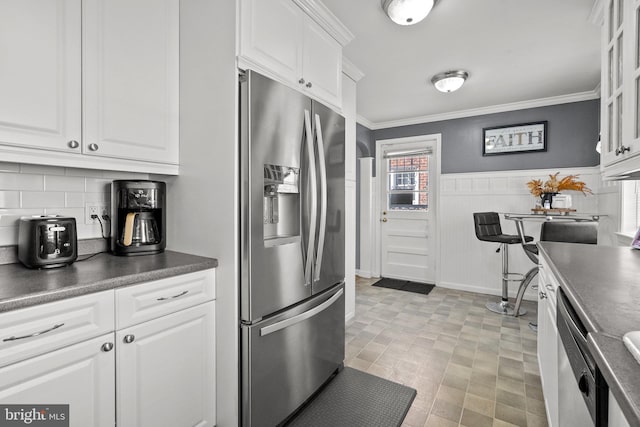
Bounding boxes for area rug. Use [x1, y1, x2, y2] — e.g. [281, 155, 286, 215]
[372, 277, 435, 295]
[285, 367, 416, 427]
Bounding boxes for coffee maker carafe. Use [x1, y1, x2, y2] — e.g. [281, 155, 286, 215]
[112, 180, 166, 256]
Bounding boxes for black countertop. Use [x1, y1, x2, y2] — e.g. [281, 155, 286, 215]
[0, 250, 218, 313]
[538, 242, 640, 426]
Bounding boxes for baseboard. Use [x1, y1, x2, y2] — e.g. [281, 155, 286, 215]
[355, 269, 372, 278]
[345, 311, 355, 323]
[438, 280, 538, 302]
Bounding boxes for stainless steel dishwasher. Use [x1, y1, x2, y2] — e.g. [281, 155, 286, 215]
[557, 287, 608, 427]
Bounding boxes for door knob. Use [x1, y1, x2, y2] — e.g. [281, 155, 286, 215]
[306, 82, 312, 88]
[101, 342, 114, 352]
[123, 334, 135, 344]
[298, 78, 305, 84]
[381, 218, 388, 222]
[67, 140, 79, 149]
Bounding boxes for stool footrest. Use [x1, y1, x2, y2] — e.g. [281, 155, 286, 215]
[486, 300, 527, 316]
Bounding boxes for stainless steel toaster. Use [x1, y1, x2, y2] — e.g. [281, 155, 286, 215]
[18, 216, 78, 269]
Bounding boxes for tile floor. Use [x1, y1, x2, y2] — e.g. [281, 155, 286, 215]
[345, 277, 547, 427]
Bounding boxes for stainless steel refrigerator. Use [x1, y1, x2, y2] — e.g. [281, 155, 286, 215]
[239, 70, 346, 427]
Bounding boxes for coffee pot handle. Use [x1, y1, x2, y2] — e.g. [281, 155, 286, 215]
[123, 212, 138, 246]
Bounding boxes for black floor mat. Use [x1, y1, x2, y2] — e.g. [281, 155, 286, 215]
[372, 277, 435, 295]
[285, 367, 416, 427]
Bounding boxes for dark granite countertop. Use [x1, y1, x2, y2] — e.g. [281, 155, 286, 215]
[0, 250, 218, 313]
[538, 242, 640, 426]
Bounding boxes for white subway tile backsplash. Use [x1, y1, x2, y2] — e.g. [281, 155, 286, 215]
[65, 168, 105, 178]
[0, 164, 151, 246]
[85, 178, 112, 193]
[22, 191, 66, 208]
[45, 175, 85, 192]
[0, 172, 43, 191]
[20, 164, 66, 176]
[65, 192, 85, 208]
[0, 191, 20, 208]
[0, 209, 45, 226]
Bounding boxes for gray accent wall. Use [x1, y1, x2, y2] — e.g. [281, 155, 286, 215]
[373, 99, 600, 173]
[355, 99, 600, 270]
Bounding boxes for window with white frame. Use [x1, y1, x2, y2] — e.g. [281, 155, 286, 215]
[621, 181, 640, 234]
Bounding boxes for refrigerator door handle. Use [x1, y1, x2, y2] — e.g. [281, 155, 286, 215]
[259, 288, 344, 336]
[313, 113, 328, 282]
[303, 109, 317, 287]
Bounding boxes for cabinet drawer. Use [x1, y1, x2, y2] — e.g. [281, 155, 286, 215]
[116, 269, 215, 329]
[0, 291, 115, 368]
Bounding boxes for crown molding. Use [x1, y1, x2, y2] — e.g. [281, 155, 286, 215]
[293, 0, 354, 46]
[364, 89, 601, 130]
[342, 57, 365, 82]
[356, 115, 376, 130]
[588, 0, 604, 25]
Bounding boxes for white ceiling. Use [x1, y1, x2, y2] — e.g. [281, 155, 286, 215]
[321, 0, 602, 129]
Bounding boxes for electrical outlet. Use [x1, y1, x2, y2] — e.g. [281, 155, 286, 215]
[85, 203, 108, 225]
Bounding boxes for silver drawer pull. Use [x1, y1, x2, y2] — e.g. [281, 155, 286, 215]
[3, 323, 65, 342]
[156, 290, 189, 301]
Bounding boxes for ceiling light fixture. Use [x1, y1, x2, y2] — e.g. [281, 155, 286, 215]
[382, 0, 435, 26]
[431, 70, 469, 93]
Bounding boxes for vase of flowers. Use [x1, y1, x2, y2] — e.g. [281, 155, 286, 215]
[526, 173, 591, 209]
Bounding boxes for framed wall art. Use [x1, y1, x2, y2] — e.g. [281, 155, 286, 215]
[483, 121, 547, 156]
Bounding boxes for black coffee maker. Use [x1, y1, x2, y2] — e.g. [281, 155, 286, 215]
[112, 180, 166, 256]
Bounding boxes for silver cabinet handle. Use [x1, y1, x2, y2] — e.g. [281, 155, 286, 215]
[306, 82, 313, 88]
[101, 342, 114, 352]
[545, 284, 556, 292]
[539, 291, 547, 300]
[156, 290, 189, 301]
[2, 323, 65, 342]
[298, 78, 305, 84]
[88, 143, 99, 151]
[616, 145, 631, 155]
[123, 334, 135, 344]
[68, 140, 80, 149]
[260, 288, 343, 336]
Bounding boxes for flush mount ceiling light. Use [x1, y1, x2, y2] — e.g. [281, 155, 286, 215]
[382, 0, 435, 26]
[431, 70, 469, 93]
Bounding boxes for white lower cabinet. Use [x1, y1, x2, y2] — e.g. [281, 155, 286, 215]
[609, 390, 632, 427]
[537, 262, 558, 427]
[0, 269, 216, 427]
[116, 302, 216, 427]
[0, 333, 116, 427]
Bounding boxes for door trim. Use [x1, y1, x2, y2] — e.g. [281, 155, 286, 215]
[374, 134, 442, 285]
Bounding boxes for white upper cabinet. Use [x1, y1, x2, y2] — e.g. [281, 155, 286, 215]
[0, 0, 179, 174]
[238, 0, 353, 110]
[0, 0, 82, 154]
[601, 0, 640, 177]
[83, 0, 179, 165]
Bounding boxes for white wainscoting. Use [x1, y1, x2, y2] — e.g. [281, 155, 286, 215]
[439, 166, 611, 300]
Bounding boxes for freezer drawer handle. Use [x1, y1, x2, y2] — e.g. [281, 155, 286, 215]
[156, 290, 189, 301]
[260, 288, 344, 337]
[3, 323, 65, 342]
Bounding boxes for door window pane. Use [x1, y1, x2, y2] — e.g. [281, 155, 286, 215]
[618, 34, 624, 88]
[386, 153, 429, 211]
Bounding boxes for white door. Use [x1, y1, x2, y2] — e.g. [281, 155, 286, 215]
[0, 334, 116, 427]
[116, 302, 215, 427]
[378, 137, 438, 283]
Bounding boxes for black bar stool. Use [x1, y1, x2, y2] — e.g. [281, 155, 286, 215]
[512, 221, 598, 317]
[473, 212, 534, 316]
